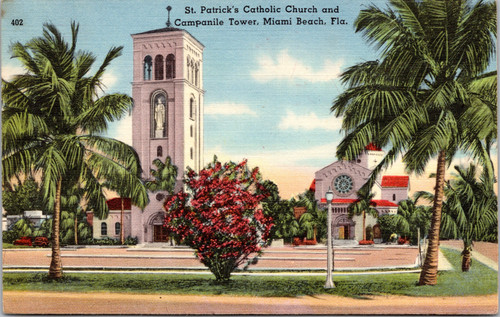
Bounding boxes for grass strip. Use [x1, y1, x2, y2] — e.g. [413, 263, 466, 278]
[3, 247, 497, 298]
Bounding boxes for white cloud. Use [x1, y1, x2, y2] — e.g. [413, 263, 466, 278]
[100, 69, 118, 91]
[205, 102, 258, 117]
[279, 110, 342, 131]
[1, 64, 25, 81]
[251, 50, 343, 83]
[109, 114, 132, 145]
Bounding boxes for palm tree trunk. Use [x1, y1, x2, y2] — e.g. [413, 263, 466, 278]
[418, 150, 446, 286]
[74, 214, 78, 245]
[362, 210, 366, 241]
[48, 178, 63, 279]
[462, 248, 472, 272]
[120, 198, 124, 245]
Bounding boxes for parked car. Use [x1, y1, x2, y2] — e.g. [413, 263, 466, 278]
[33, 237, 50, 247]
[13, 236, 32, 246]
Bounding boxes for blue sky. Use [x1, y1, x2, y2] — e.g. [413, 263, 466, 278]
[2, 0, 497, 198]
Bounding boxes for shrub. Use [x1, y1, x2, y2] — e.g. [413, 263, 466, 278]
[358, 239, 375, 245]
[398, 237, 409, 245]
[365, 225, 374, 241]
[124, 236, 138, 245]
[3, 230, 18, 244]
[164, 158, 273, 281]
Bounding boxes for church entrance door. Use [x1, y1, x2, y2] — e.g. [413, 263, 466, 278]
[153, 225, 169, 242]
[342, 225, 349, 239]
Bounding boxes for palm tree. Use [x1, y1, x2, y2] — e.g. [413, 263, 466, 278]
[296, 190, 327, 241]
[60, 210, 92, 245]
[145, 156, 178, 194]
[331, 0, 496, 285]
[348, 188, 378, 241]
[2, 22, 148, 279]
[144, 156, 178, 243]
[60, 184, 83, 244]
[273, 200, 300, 243]
[391, 196, 432, 245]
[424, 164, 497, 272]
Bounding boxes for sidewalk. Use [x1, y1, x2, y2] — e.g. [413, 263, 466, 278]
[4, 242, 496, 274]
[439, 240, 498, 271]
[4, 291, 498, 315]
[3, 244, 423, 272]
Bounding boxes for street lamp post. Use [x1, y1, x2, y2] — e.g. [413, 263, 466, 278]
[325, 187, 335, 289]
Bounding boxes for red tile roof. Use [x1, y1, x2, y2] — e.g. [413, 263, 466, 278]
[106, 197, 131, 210]
[381, 176, 409, 188]
[365, 143, 382, 151]
[321, 198, 398, 208]
[371, 200, 398, 207]
[309, 179, 316, 192]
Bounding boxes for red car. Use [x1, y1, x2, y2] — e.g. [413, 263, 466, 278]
[13, 236, 32, 246]
[33, 237, 50, 247]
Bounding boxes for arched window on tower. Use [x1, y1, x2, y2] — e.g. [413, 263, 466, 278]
[191, 62, 195, 84]
[195, 62, 200, 86]
[189, 97, 195, 119]
[115, 222, 121, 235]
[144, 56, 152, 81]
[152, 92, 167, 138]
[392, 194, 396, 201]
[157, 146, 163, 157]
[154, 55, 164, 80]
[186, 57, 191, 82]
[166, 54, 175, 79]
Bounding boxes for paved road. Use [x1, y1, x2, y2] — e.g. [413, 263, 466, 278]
[3, 291, 497, 315]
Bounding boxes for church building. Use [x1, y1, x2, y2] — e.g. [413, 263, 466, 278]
[91, 16, 205, 244]
[313, 144, 409, 242]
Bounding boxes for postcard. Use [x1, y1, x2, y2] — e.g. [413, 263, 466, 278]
[2, 0, 498, 315]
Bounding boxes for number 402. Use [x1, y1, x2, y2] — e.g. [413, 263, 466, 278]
[11, 19, 23, 26]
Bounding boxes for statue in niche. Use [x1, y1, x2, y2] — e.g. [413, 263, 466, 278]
[154, 95, 166, 138]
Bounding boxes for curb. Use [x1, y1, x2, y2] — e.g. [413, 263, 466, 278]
[2, 268, 423, 276]
[3, 264, 420, 272]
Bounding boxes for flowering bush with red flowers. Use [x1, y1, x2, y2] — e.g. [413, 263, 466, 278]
[358, 239, 375, 245]
[164, 157, 273, 281]
[398, 237, 410, 245]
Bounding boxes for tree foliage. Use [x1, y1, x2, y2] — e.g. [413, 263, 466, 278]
[348, 188, 379, 241]
[2, 22, 148, 278]
[332, 0, 496, 285]
[421, 163, 497, 271]
[377, 196, 432, 245]
[163, 158, 273, 281]
[2, 178, 44, 215]
[145, 156, 178, 194]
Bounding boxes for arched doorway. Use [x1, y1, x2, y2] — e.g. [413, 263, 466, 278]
[148, 212, 168, 242]
[333, 215, 355, 240]
[373, 224, 382, 240]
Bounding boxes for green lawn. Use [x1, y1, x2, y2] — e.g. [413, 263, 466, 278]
[2, 243, 32, 249]
[3, 247, 497, 298]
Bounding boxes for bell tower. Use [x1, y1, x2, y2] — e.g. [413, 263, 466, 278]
[130, 9, 204, 243]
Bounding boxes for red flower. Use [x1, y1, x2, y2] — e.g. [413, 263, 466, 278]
[163, 158, 272, 281]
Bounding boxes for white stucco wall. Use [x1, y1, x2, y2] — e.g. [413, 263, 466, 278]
[92, 210, 131, 240]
